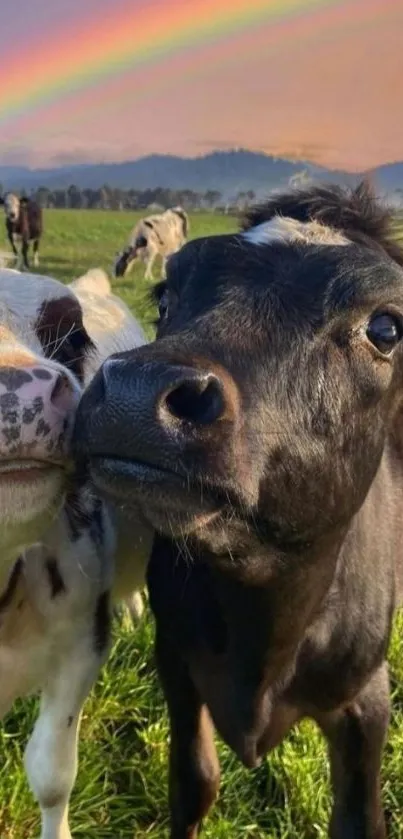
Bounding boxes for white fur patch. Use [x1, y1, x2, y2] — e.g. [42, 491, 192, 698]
[69, 268, 111, 297]
[0, 269, 78, 352]
[0, 260, 152, 839]
[243, 216, 349, 248]
[4, 193, 20, 220]
[69, 270, 147, 387]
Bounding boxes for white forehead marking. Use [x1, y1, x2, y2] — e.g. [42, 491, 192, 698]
[4, 193, 20, 213]
[243, 215, 349, 248]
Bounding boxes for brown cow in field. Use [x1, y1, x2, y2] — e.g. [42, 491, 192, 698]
[0, 192, 43, 270]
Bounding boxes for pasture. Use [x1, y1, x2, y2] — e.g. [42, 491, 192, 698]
[1, 208, 403, 839]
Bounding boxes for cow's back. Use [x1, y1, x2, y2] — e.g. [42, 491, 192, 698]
[23, 201, 42, 240]
[133, 211, 186, 256]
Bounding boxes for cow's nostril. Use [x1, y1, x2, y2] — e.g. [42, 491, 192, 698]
[163, 375, 225, 426]
[50, 372, 74, 409]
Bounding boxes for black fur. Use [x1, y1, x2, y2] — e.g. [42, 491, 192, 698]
[93, 591, 111, 655]
[35, 295, 95, 384]
[241, 181, 403, 266]
[74, 181, 403, 839]
[45, 558, 66, 598]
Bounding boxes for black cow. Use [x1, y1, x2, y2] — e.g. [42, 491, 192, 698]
[0, 192, 43, 270]
[73, 182, 403, 839]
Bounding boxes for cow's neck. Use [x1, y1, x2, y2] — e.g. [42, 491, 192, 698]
[185, 529, 344, 768]
[189, 454, 401, 765]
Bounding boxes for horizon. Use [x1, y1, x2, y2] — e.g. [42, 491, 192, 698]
[2, 147, 403, 176]
[1, 0, 402, 172]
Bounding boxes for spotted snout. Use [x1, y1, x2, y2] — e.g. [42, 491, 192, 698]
[0, 362, 80, 464]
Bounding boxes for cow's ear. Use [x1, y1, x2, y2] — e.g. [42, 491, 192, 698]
[20, 196, 29, 206]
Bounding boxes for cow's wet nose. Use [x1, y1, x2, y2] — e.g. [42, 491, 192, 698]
[0, 364, 79, 459]
[100, 359, 228, 431]
[0, 365, 76, 408]
[73, 357, 234, 463]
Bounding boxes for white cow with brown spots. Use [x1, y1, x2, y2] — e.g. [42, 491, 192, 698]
[0, 268, 153, 839]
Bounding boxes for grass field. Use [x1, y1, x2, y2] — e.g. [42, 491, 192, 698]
[1, 209, 403, 839]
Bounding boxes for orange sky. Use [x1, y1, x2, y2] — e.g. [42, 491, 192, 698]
[0, 0, 402, 171]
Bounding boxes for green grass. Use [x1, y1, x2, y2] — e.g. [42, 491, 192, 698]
[1, 210, 403, 838]
[16, 209, 237, 340]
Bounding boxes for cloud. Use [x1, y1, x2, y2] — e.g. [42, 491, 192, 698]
[0, 138, 146, 169]
[0, 144, 35, 166]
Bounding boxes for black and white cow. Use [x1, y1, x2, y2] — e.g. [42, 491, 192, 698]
[0, 192, 43, 270]
[114, 206, 188, 280]
[0, 267, 152, 839]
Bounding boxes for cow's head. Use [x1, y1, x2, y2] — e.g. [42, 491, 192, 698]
[2, 193, 20, 223]
[74, 183, 403, 558]
[0, 270, 95, 556]
[114, 235, 148, 278]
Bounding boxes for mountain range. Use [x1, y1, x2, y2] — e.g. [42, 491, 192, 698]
[0, 150, 402, 199]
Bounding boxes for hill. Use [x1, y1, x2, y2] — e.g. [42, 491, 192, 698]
[0, 150, 402, 200]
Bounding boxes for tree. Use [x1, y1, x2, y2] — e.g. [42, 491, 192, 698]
[204, 190, 222, 210]
[35, 187, 52, 208]
[67, 184, 83, 209]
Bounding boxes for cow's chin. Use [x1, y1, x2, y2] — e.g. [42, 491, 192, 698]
[0, 463, 65, 553]
[87, 455, 222, 538]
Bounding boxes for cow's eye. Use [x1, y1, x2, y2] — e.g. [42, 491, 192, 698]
[366, 313, 403, 355]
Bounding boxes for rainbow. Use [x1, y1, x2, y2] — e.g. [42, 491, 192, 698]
[1, 0, 341, 128]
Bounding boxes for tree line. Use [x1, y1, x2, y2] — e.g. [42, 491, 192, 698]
[0, 184, 257, 213]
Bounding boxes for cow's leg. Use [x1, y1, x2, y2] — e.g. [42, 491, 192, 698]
[16, 249, 24, 270]
[33, 238, 40, 267]
[7, 228, 21, 268]
[126, 590, 145, 622]
[316, 662, 389, 839]
[155, 629, 220, 839]
[7, 228, 18, 257]
[144, 251, 156, 281]
[24, 628, 110, 839]
[21, 238, 30, 270]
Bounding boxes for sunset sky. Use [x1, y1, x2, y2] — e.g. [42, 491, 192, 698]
[1, 0, 402, 171]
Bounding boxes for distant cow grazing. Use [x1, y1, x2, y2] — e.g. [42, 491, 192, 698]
[0, 267, 152, 838]
[114, 206, 188, 280]
[76, 182, 403, 838]
[0, 192, 43, 270]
